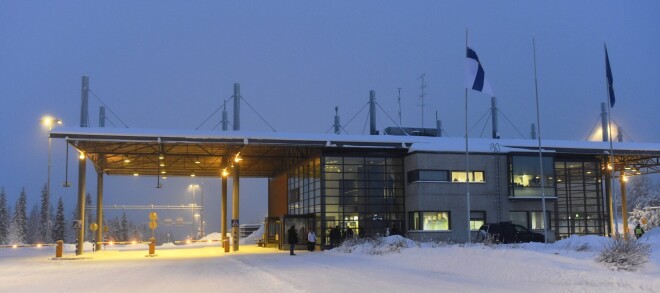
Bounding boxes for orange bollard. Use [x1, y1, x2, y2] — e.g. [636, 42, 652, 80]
[223, 238, 229, 253]
[149, 238, 156, 255]
[55, 240, 63, 258]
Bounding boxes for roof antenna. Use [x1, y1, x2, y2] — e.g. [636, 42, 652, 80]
[417, 74, 426, 128]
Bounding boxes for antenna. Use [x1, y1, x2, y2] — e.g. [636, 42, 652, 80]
[417, 74, 426, 128]
[397, 88, 402, 125]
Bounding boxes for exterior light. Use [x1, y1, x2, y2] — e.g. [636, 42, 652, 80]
[222, 168, 229, 177]
[12, 244, 17, 248]
[607, 165, 612, 170]
[234, 152, 242, 163]
[159, 155, 164, 160]
[622, 175, 628, 182]
[36, 243, 42, 248]
[186, 239, 191, 244]
[133, 173, 139, 176]
[624, 166, 631, 170]
[124, 158, 131, 163]
[41, 115, 63, 128]
[109, 241, 114, 245]
[79, 152, 85, 160]
[159, 163, 165, 167]
[190, 173, 196, 177]
[132, 240, 137, 244]
[161, 171, 166, 174]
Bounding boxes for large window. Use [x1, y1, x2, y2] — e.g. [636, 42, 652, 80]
[509, 156, 555, 198]
[510, 211, 528, 228]
[510, 211, 549, 230]
[451, 171, 485, 182]
[322, 155, 404, 242]
[407, 170, 449, 183]
[555, 159, 604, 238]
[409, 212, 451, 231]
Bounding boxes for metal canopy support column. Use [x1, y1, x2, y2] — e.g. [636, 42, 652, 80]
[232, 163, 240, 251]
[221, 174, 228, 247]
[605, 157, 615, 237]
[76, 156, 87, 255]
[620, 170, 629, 239]
[96, 171, 104, 251]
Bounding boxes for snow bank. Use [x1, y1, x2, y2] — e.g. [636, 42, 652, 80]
[332, 235, 417, 255]
[239, 224, 265, 245]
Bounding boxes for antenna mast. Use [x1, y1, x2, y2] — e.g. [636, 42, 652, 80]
[417, 74, 426, 128]
[397, 88, 402, 125]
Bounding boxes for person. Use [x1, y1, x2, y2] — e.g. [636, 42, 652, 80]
[346, 227, 354, 239]
[330, 226, 341, 247]
[288, 225, 298, 255]
[385, 227, 390, 237]
[391, 224, 400, 236]
[634, 224, 645, 239]
[307, 229, 317, 252]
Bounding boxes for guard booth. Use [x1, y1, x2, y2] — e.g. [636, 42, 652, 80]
[264, 217, 281, 249]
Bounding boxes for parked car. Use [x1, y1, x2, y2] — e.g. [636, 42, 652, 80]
[478, 222, 545, 243]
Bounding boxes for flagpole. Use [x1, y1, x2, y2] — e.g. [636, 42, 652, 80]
[532, 37, 548, 243]
[465, 29, 471, 243]
[605, 43, 619, 237]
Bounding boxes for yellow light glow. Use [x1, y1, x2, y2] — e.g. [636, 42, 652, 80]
[607, 165, 613, 170]
[133, 173, 139, 176]
[132, 240, 137, 244]
[161, 171, 166, 174]
[190, 173, 196, 177]
[79, 152, 85, 160]
[207, 239, 212, 243]
[36, 243, 42, 248]
[109, 241, 115, 245]
[42, 116, 54, 126]
[159, 155, 164, 160]
[222, 168, 229, 177]
[234, 152, 242, 163]
[12, 244, 17, 248]
[195, 159, 201, 164]
[124, 158, 131, 163]
[623, 175, 628, 182]
[186, 239, 191, 244]
[159, 163, 165, 167]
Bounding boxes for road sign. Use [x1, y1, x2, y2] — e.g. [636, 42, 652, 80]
[90, 223, 98, 232]
[149, 220, 158, 230]
[103, 225, 109, 233]
[231, 219, 239, 227]
[149, 212, 158, 220]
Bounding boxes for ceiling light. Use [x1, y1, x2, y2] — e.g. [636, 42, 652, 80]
[79, 152, 85, 160]
[133, 173, 139, 176]
[159, 163, 165, 167]
[161, 171, 166, 174]
[159, 155, 164, 160]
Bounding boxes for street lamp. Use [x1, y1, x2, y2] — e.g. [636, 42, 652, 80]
[41, 115, 62, 226]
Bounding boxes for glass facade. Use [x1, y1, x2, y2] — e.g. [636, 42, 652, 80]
[287, 157, 322, 238]
[554, 159, 605, 238]
[509, 156, 556, 198]
[323, 155, 404, 241]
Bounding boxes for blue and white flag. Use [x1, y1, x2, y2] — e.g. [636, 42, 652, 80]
[605, 45, 616, 107]
[465, 47, 493, 96]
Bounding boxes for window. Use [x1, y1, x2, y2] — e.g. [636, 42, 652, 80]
[409, 211, 450, 231]
[451, 171, 485, 182]
[510, 211, 528, 228]
[509, 156, 555, 198]
[531, 211, 549, 230]
[407, 170, 449, 183]
[470, 211, 486, 230]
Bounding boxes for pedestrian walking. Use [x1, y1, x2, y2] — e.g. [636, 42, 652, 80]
[307, 230, 317, 252]
[288, 225, 298, 255]
[330, 226, 341, 248]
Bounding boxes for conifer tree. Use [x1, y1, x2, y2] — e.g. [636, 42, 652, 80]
[9, 188, 28, 244]
[0, 188, 9, 245]
[39, 183, 52, 243]
[27, 204, 39, 244]
[52, 197, 67, 242]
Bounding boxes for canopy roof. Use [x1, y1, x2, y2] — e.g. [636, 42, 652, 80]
[50, 127, 660, 177]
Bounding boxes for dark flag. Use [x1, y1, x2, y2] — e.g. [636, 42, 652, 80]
[465, 47, 493, 95]
[605, 45, 615, 107]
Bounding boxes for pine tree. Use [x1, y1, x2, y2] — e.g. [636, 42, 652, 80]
[0, 188, 9, 245]
[9, 188, 28, 244]
[627, 176, 660, 230]
[85, 193, 94, 241]
[39, 183, 52, 243]
[52, 197, 67, 242]
[120, 212, 129, 242]
[27, 204, 40, 244]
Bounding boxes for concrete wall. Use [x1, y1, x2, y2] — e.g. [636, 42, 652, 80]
[404, 152, 555, 242]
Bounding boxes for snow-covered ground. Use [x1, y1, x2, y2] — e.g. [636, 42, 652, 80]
[1, 229, 659, 293]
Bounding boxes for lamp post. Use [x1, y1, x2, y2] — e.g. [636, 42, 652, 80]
[41, 116, 62, 223]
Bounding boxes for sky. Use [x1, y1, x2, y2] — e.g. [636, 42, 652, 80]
[1, 1, 659, 238]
